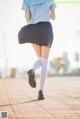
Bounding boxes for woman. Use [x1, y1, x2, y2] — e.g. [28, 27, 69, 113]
[18, 0, 56, 100]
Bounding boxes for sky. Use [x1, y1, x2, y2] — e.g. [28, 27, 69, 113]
[0, 0, 80, 69]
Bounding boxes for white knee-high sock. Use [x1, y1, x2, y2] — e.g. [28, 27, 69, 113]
[32, 58, 41, 71]
[40, 58, 48, 92]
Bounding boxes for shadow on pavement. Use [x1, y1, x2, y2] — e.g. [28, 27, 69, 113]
[0, 99, 44, 107]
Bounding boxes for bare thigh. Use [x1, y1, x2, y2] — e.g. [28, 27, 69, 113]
[32, 44, 41, 57]
[41, 46, 50, 59]
[32, 44, 51, 59]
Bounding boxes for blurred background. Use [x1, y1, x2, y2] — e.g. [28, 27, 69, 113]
[0, 0, 80, 79]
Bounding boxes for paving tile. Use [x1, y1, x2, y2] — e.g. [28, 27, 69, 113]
[0, 77, 80, 119]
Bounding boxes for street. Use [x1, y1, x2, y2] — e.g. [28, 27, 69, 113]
[0, 76, 80, 119]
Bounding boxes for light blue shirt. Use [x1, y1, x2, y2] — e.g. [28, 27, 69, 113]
[22, 0, 56, 24]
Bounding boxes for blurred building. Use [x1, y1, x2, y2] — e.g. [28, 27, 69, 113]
[74, 52, 79, 62]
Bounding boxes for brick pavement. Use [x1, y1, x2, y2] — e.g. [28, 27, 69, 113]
[0, 77, 80, 119]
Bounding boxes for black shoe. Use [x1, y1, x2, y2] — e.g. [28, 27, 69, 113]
[27, 69, 36, 88]
[38, 90, 45, 100]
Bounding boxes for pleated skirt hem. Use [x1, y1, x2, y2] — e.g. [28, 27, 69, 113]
[18, 22, 53, 48]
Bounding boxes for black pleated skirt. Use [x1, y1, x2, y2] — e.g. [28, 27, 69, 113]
[18, 22, 53, 48]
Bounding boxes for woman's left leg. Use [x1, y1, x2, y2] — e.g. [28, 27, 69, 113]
[27, 44, 41, 88]
[32, 44, 41, 71]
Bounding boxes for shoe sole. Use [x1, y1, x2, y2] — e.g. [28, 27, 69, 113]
[29, 77, 36, 88]
[38, 97, 45, 100]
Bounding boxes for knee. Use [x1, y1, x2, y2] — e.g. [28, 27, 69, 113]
[40, 58, 48, 65]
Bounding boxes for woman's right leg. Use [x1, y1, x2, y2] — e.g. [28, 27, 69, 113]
[38, 46, 51, 100]
[40, 46, 50, 91]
